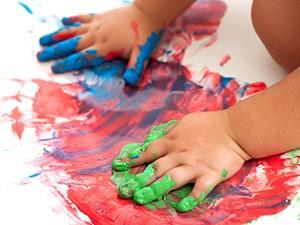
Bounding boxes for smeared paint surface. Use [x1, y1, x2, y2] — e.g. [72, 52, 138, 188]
[1, 0, 299, 224]
[154, 0, 227, 63]
[22, 59, 298, 225]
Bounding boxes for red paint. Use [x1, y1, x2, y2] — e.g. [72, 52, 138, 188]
[32, 80, 82, 119]
[246, 82, 267, 95]
[29, 59, 298, 225]
[6, 0, 297, 224]
[53, 30, 78, 41]
[219, 54, 231, 66]
[105, 51, 124, 61]
[131, 21, 140, 42]
[10, 107, 24, 140]
[154, 0, 227, 63]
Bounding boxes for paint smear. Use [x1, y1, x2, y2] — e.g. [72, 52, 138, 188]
[11, 106, 25, 140]
[219, 54, 231, 66]
[154, 0, 227, 63]
[25, 59, 299, 225]
[2, 0, 298, 224]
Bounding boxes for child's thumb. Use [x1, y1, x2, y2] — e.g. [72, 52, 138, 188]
[123, 31, 162, 87]
[123, 46, 149, 87]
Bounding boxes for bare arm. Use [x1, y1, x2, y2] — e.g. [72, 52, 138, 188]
[134, 0, 195, 26]
[228, 67, 300, 158]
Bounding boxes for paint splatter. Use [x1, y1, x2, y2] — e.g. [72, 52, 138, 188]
[18, 1, 33, 14]
[219, 54, 231, 66]
[10, 107, 25, 140]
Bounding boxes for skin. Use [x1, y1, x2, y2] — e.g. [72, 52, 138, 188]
[39, 0, 300, 212]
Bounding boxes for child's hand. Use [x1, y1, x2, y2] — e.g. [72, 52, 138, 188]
[37, 5, 164, 86]
[114, 111, 251, 212]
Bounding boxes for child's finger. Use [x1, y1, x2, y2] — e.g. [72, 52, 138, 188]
[118, 156, 179, 198]
[132, 139, 168, 164]
[176, 173, 221, 212]
[37, 35, 92, 62]
[51, 49, 105, 73]
[123, 31, 162, 86]
[62, 14, 95, 25]
[39, 26, 88, 46]
[112, 139, 168, 171]
[133, 166, 195, 205]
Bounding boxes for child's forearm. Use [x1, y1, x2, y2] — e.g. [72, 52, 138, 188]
[228, 67, 300, 158]
[134, 0, 195, 26]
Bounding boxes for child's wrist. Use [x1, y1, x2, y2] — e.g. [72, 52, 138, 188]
[132, 1, 169, 27]
[224, 109, 252, 161]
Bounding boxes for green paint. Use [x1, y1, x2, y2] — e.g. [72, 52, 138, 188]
[112, 121, 177, 171]
[143, 120, 177, 148]
[282, 148, 300, 159]
[134, 175, 177, 205]
[176, 191, 206, 212]
[282, 148, 300, 165]
[118, 164, 156, 198]
[221, 169, 228, 180]
[112, 120, 212, 212]
[112, 143, 144, 171]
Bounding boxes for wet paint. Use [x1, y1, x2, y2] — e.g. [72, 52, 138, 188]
[39, 29, 78, 46]
[112, 120, 176, 170]
[176, 192, 206, 212]
[10, 106, 25, 140]
[134, 175, 177, 205]
[221, 169, 228, 179]
[52, 49, 105, 73]
[37, 36, 81, 62]
[219, 54, 231, 66]
[24, 56, 298, 225]
[123, 30, 163, 86]
[18, 1, 33, 14]
[112, 120, 176, 199]
[117, 164, 156, 198]
[5, 57, 299, 224]
[4, 0, 299, 224]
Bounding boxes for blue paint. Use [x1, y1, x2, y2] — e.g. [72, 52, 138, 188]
[61, 18, 81, 27]
[52, 49, 105, 73]
[39, 28, 64, 46]
[123, 30, 163, 86]
[37, 37, 80, 62]
[18, 2, 33, 14]
[220, 76, 233, 89]
[28, 171, 42, 178]
[62, 17, 75, 25]
[62, 14, 94, 26]
[78, 164, 112, 175]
